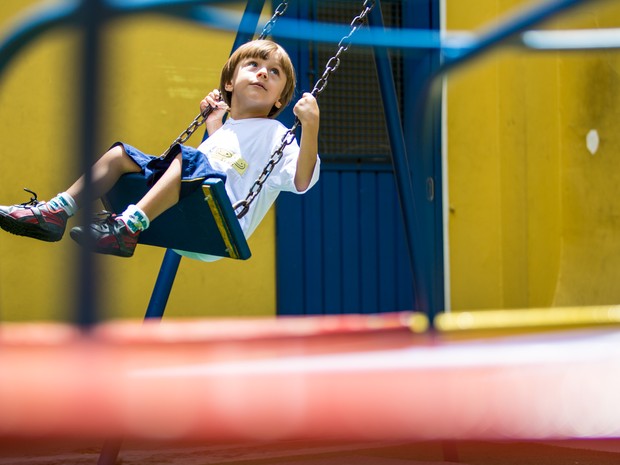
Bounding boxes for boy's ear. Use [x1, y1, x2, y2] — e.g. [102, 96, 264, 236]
[275, 100, 282, 109]
[224, 82, 233, 92]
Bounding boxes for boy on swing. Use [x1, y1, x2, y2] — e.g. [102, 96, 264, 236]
[0, 40, 320, 259]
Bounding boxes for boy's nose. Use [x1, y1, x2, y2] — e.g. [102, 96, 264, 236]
[256, 67, 268, 79]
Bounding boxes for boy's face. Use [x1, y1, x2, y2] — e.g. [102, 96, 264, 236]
[225, 54, 288, 118]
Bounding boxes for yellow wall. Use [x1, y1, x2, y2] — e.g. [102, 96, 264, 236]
[0, 2, 277, 321]
[446, 0, 620, 310]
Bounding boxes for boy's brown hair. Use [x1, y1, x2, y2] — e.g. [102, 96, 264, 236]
[220, 40, 296, 118]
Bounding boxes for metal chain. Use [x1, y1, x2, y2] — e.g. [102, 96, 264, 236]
[258, 0, 289, 40]
[159, 1, 290, 158]
[234, 0, 376, 219]
[160, 106, 213, 158]
[310, 0, 375, 97]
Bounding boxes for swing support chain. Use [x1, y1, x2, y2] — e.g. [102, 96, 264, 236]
[160, 106, 213, 158]
[312, 0, 376, 96]
[233, 0, 376, 219]
[258, 0, 290, 40]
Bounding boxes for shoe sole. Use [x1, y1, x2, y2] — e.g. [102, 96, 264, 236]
[0, 212, 63, 242]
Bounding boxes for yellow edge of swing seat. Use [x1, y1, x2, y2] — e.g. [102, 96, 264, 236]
[202, 183, 241, 260]
[102, 174, 251, 260]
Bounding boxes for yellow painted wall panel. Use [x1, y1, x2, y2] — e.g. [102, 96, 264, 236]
[447, 0, 620, 310]
[447, 61, 504, 309]
[0, 3, 277, 321]
[522, 54, 561, 307]
[553, 48, 620, 305]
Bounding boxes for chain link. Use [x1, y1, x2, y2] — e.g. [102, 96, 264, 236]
[160, 106, 213, 158]
[258, 0, 289, 40]
[234, 0, 376, 219]
[311, 0, 375, 97]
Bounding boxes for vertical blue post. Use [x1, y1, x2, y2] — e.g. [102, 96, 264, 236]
[400, 0, 445, 325]
[367, 3, 428, 316]
[76, 0, 105, 328]
[144, 249, 183, 319]
[236, 0, 266, 46]
[79, 2, 111, 462]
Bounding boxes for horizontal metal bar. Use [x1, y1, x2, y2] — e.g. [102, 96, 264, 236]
[521, 28, 620, 50]
[1, 0, 617, 83]
[0, 1, 80, 73]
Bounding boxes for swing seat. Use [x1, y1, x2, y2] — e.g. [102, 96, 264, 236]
[103, 173, 251, 260]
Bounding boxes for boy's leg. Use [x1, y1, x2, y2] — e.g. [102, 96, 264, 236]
[134, 152, 182, 221]
[69, 153, 183, 258]
[0, 145, 141, 242]
[66, 145, 142, 206]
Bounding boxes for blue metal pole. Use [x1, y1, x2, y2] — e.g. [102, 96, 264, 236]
[97, 439, 123, 465]
[144, 249, 183, 319]
[76, 0, 106, 328]
[367, 3, 428, 316]
[235, 0, 266, 46]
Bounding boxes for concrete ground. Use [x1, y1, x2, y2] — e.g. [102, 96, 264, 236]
[2, 438, 620, 465]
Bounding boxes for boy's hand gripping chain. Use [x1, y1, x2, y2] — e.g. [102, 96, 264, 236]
[233, 0, 376, 219]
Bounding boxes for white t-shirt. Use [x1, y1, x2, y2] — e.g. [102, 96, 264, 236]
[177, 117, 320, 262]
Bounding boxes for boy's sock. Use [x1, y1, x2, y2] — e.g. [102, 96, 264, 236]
[47, 192, 78, 217]
[118, 204, 150, 234]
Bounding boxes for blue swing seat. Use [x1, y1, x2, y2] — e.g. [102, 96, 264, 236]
[103, 173, 251, 260]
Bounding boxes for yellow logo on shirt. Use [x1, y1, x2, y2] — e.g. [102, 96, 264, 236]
[209, 148, 248, 176]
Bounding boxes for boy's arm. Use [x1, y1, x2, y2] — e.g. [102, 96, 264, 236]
[293, 93, 320, 192]
[200, 89, 228, 136]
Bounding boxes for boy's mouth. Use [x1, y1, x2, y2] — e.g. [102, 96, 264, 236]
[251, 82, 267, 91]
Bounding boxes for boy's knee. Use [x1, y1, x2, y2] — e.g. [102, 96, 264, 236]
[110, 145, 140, 172]
[113, 144, 128, 159]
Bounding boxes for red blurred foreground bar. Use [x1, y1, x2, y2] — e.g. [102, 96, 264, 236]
[1, 311, 620, 441]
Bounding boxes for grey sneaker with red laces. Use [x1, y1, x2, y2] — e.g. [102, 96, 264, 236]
[70, 212, 139, 258]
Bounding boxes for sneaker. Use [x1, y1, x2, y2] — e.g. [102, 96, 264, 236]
[0, 189, 68, 242]
[70, 212, 139, 258]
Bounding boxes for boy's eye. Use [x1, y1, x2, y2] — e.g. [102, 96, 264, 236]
[244, 59, 281, 77]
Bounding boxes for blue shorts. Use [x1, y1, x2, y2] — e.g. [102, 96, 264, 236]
[113, 142, 227, 200]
